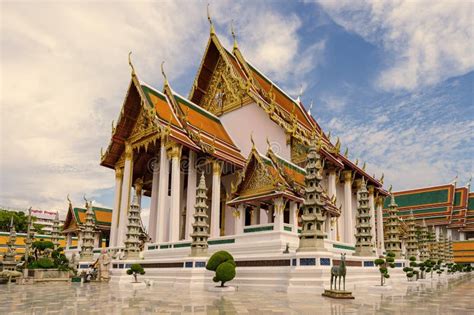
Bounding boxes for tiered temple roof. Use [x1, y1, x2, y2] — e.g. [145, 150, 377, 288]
[62, 202, 112, 234]
[100, 71, 245, 171]
[384, 182, 473, 232]
[228, 144, 340, 216]
[187, 24, 387, 195]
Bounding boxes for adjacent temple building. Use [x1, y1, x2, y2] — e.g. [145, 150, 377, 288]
[99, 15, 390, 259]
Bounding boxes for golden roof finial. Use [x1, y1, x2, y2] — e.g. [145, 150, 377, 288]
[380, 172, 384, 184]
[207, 3, 215, 35]
[266, 137, 272, 152]
[388, 184, 393, 194]
[344, 147, 349, 158]
[161, 61, 169, 87]
[250, 132, 256, 149]
[362, 161, 366, 171]
[128, 51, 136, 76]
[335, 137, 341, 153]
[296, 85, 303, 102]
[67, 194, 72, 206]
[231, 20, 238, 50]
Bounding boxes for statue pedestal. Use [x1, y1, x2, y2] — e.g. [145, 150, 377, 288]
[322, 289, 354, 299]
[207, 286, 236, 292]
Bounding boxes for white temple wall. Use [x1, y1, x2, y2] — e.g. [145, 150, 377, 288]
[351, 191, 357, 243]
[224, 206, 234, 236]
[220, 102, 291, 159]
[336, 183, 346, 242]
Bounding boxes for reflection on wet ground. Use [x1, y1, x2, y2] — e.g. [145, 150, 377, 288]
[1, 275, 473, 314]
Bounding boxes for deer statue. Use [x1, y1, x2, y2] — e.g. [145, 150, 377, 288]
[330, 253, 347, 291]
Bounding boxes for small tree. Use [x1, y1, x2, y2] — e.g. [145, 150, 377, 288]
[126, 264, 145, 283]
[206, 251, 236, 287]
[424, 259, 435, 278]
[374, 252, 396, 286]
[403, 267, 414, 281]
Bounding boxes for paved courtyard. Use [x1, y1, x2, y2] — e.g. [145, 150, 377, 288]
[1, 275, 473, 314]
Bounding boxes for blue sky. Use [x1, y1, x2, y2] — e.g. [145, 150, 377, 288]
[0, 1, 472, 218]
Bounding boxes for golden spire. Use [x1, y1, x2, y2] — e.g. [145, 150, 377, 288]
[231, 20, 238, 50]
[128, 51, 136, 76]
[266, 137, 273, 152]
[344, 147, 349, 158]
[161, 61, 169, 87]
[335, 137, 341, 153]
[355, 158, 359, 166]
[207, 3, 215, 35]
[250, 132, 256, 149]
[362, 161, 366, 171]
[67, 194, 72, 206]
[380, 172, 384, 184]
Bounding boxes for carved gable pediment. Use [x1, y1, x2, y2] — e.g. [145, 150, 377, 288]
[200, 58, 248, 115]
[238, 157, 275, 197]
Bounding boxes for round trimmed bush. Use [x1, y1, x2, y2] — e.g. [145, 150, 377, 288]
[374, 259, 385, 266]
[407, 272, 414, 278]
[215, 261, 236, 287]
[206, 251, 234, 271]
[37, 257, 55, 269]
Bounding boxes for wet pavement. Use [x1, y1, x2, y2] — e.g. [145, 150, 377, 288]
[1, 274, 473, 314]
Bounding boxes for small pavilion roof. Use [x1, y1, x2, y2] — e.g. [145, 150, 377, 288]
[62, 203, 112, 234]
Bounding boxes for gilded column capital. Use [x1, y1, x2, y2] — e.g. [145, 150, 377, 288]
[368, 185, 375, 195]
[354, 178, 362, 190]
[274, 197, 285, 214]
[166, 142, 182, 160]
[375, 196, 384, 206]
[212, 160, 223, 175]
[124, 142, 133, 160]
[134, 178, 143, 195]
[115, 167, 123, 179]
[342, 170, 352, 182]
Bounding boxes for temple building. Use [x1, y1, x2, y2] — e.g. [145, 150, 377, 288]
[385, 181, 474, 263]
[62, 199, 112, 250]
[99, 17, 390, 259]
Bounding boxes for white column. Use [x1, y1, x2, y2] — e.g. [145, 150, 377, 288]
[185, 151, 197, 240]
[435, 226, 440, 240]
[66, 233, 72, 249]
[328, 170, 337, 240]
[234, 204, 244, 234]
[289, 201, 298, 234]
[459, 232, 466, 241]
[376, 197, 385, 253]
[135, 178, 143, 208]
[148, 154, 160, 243]
[211, 161, 222, 238]
[273, 197, 285, 232]
[250, 208, 257, 225]
[110, 168, 123, 247]
[156, 141, 169, 243]
[168, 143, 182, 243]
[342, 170, 353, 244]
[368, 185, 376, 247]
[116, 143, 133, 247]
[94, 233, 100, 248]
[77, 232, 82, 251]
[447, 228, 452, 239]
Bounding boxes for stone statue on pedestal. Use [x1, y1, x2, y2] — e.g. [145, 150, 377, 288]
[98, 249, 111, 281]
[322, 253, 354, 299]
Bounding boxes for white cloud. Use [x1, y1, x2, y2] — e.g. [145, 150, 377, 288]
[320, 94, 347, 112]
[317, 0, 474, 91]
[324, 86, 474, 191]
[0, 1, 316, 213]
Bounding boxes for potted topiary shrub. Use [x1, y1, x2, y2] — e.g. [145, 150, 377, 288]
[126, 264, 145, 283]
[206, 251, 236, 291]
[374, 252, 396, 287]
